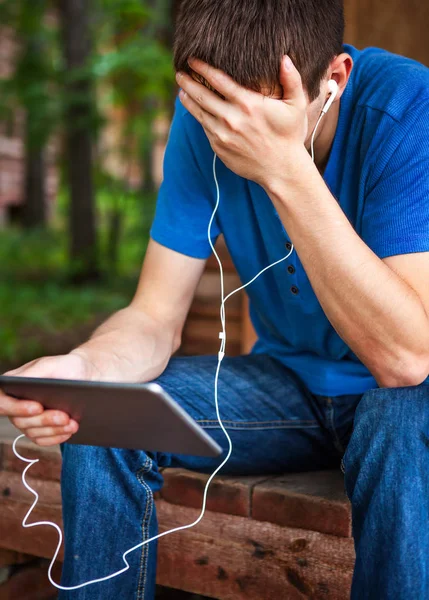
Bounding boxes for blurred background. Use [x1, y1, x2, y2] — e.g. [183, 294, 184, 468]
[0, 0, 428, 374]
[0, 0, 179, 374]
[0, 0, 428, 598]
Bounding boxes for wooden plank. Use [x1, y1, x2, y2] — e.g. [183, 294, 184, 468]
[180, 337, 242, 358]
[182, 317, 242, 357]
[194, 272, 242, 307]
[156, 500, 354, 600]
[0, 471, 62, 507]
[252, 471, 351, 538]
[344, 0, 429, 65]
[189, 301, 242, 321]
[206, 237, 236, 274]
[2, 443, 61, 482]
[160, 470, 272, 518]
[0, 549, 33, 568]
[240, 295, 257, 355]
[0, 559, 62, 600]
[0, 496, 354, 599]
[0, 500, 63, 560]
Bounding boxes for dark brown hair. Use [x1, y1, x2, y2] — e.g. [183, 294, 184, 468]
[174, 0, 344, 101]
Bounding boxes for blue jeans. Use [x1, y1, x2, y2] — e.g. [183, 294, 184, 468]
[58, 354, 429, 599]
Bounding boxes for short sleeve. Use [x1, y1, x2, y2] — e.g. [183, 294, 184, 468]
[362, 101, 429, 259]
[150, 97, 221, 259]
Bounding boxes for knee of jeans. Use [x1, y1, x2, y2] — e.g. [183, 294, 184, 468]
[343, 384, 429, 476]
[61, 443, 160, 480]
[359, 384, 429, 429]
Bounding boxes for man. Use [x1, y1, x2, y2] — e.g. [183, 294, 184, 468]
[1, 0, 429, 598]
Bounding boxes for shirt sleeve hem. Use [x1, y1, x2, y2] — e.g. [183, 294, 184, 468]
[150, 227, 215, 260]
[368, 237, 429, 259]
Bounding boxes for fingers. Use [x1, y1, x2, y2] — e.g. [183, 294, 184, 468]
[187, 58, 249, 103]
[2, 354, 84, 448]
[179, 89, 221, 136]
[0, 390, 43, 418]
[10, 408, 79, 447]
[176, 72, 226, 118]
[33, 434, 75, 447]
[280, 56, 306, 105]
[25, 421, 78, 440]
[11, 409, 72, 430]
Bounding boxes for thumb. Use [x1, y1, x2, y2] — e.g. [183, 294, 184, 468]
[280, 55, 305, 104]
[5, 356, 60, 379]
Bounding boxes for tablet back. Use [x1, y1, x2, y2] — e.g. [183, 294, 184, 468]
[0, 377, 223, 458]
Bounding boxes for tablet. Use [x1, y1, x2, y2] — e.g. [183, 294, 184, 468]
[0, 376, 223, 457]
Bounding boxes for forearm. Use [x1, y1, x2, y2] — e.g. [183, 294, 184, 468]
[70, 305, 179, 383]
[265, 148, 429, 387]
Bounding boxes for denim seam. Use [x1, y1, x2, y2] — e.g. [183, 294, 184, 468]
[136, 456, 154, 600]
[196, 419, 318, 424]
[198, 424, 321, 431]
[326, 404, 346, 454]
[196, 419, 319, 430]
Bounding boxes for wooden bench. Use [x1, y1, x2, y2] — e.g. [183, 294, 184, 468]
[0, 439, 355, 599]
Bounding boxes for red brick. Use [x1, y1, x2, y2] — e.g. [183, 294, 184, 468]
[252, 470, 351, 538]
[161, 469, 270, 518]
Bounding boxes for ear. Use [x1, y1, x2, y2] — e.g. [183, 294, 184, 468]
[327, 53, 353, 102]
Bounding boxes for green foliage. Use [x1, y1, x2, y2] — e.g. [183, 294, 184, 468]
[1, 186, 155, 281]
[93, 0, 175, 184]
[94, 37, 173, 102]
[0, 0, 175, 164]
[0, 281, 128, 365]
[0, 1, 173, 363]
[0, 187, 155, 367]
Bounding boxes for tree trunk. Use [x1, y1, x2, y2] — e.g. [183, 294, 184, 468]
[22, 127, 46, 229]
[17, 0, 49, 230]
[59, 0, 98, 282]
[141, 100, 156, 196]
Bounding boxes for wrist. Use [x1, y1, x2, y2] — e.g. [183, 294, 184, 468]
[69, 347, 104, 381]
[262, 144, 315, 203]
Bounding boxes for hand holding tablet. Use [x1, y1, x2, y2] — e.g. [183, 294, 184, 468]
[0, 374, 222, 457]
[0, 353, 88, 446]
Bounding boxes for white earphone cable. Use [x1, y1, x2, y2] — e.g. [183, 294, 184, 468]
[11, 102, 328, 591]
[311, 112, 325, 163]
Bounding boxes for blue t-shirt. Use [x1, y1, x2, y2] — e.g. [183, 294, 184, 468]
[150, 45, 429, 396]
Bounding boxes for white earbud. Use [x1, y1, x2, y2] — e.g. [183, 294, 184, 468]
[321, 79, 339, 115]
